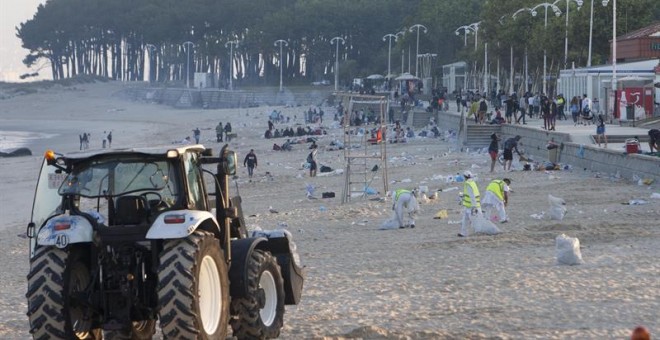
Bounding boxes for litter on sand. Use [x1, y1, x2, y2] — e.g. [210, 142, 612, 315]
[433, 209, 449, 219]
[556, 234, 583, 265]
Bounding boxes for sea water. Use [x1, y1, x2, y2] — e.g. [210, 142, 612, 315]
[0, 130, 58, 151]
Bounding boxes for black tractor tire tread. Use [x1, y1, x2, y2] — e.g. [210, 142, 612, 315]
[26, 247, 68, 339]
[26, 246, 101, 339]
[157, 230, 229, 339]
[230, 250, 285, 340]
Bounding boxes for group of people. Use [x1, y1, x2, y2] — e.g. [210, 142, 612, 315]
[459, 171, 512, 237]
[265, 124, 325, 139]
[488, 134, 523, 172]
[388, 171, 513, 236]
[214, 122, 233, 143]
[78, 131, 112, 150]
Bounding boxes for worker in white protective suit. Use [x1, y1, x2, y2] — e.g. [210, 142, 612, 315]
[459, 171, 482, 237]
[392, 189, 419, 229]
[481, 178, 511, 224]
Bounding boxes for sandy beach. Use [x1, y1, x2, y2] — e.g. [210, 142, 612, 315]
[0, 81, 658, 339]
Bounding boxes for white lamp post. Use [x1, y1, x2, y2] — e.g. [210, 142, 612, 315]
[602, 0, 616, 115]
[515, 3, 562, 95]
[409, 24, 428, 77]
[182, 41, 194, 88]
[383, 33, 398, 79]
[224, 40, 238, 91]
[330, 36, 345, 91]
[468, 22, 481, 51]
[274, 39, 288, 92]
[454, 25, 473, 47]
[553, 0, 583, 69]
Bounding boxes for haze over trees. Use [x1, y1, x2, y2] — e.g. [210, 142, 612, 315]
[16, 0, 660, 86]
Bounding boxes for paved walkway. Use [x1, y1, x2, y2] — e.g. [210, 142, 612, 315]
[449, 108, 657, 153]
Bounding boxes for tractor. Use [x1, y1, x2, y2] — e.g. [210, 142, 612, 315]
[26, 144, 304, 339]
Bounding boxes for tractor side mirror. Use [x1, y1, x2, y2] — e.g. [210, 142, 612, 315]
[224, 150, 237, 176]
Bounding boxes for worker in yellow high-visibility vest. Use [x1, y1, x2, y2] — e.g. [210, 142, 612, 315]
[481, 178, 511, 224]
[392, 189, 419, 229]
[459, 171, 482, 237]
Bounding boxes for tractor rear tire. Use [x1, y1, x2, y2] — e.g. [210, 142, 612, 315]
[230, 250, 285, 339]
[26, 246, 101, 339]
[157, 230, 229, 339]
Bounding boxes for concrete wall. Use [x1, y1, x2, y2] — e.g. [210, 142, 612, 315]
[498, 125, 660, 182]
[437, 111, 660, 182]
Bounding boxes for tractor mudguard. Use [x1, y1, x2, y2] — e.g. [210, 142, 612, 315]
[145, 210, 219, 239]
[252, 230, 305, 305]
[229, 237, 268, 299]
[37, 215, 93, 248]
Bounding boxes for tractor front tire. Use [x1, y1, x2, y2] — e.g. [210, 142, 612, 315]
[158, 230, 229, 339]
[230, 250, 285, 339]
[26, 246, 101, 339]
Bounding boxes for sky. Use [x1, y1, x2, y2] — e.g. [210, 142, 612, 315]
[0, 0, 47, 82]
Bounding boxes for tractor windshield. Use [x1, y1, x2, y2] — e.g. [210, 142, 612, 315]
[58, 158, 178, 200]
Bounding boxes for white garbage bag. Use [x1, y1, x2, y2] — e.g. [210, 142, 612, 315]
[379, 214, 399, 230]
[548, 194, 567, 221]
[472, 214, 501, 235]
[555, 233, 583, 265]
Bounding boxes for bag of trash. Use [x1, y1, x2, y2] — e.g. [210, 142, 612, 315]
[548, 194, 567, 221]
[555, 234, 583, 265]
[379, 214, 399, 230]
[472, 214, 501, 235]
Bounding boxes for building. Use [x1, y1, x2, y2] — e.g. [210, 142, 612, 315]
[611, 22, 660, 62]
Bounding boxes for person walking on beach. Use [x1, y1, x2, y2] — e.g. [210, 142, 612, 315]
[503, 135, 522, 171]
[307, 144, 318, 177]
[596, 114, 608, 148]
[481, 178, 511, 224]
[193, 127, 201, 144]
[648, 129, 660, 152]
[243, 149, 258, 181]
[216, 122, 224, 142]
[392, 189, 419, 229]
[107, 131, 112, 148]
[459, 171, 481, 237]
[79, 134, 84, 150]
[488, 133, 500, 173]
[224, 122, 233, 142]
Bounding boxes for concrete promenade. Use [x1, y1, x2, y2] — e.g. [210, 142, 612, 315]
[434, 107, 660, 182]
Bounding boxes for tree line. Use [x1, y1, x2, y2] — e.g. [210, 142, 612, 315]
[17, 0, 659, 88]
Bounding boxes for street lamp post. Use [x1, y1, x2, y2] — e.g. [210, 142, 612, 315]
[182, 41, 194, 88]
[330, 36, 345, 91]
[145, 44, 156, 83]
[383, 33, 398, 79]
[602, 0, 617, 116]
[409, 24, 427, 77]
[273, 39, 288, 92]
[515, 3, 562, 95]
[553, 0, 583, 69]
[454, 25, 472, 47]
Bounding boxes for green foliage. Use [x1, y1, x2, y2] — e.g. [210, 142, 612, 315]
[15, 0, 660, 86]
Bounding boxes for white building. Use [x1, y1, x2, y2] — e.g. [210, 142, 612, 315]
[557, 58, 659, 119]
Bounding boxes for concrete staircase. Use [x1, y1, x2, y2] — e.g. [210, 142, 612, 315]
[465, 124, 501, 149]
[410, 110, 437, 128]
